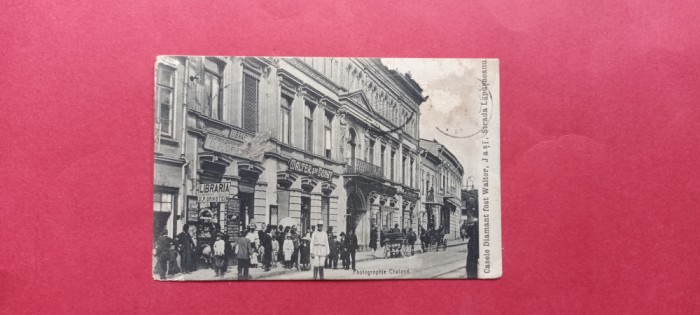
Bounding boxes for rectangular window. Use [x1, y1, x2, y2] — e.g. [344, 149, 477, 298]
[156, 66, 175, 136]
[402, 156, 407, 184]
[204, 70, 222, 119]
[324, 112, 333, 158]
[280, 95, 292, 144]
[242, 72, 259, 133]
[442, 173, 446, 192]
[390, 150, 396, 181]
[380, 145, 386, 175]
[304, 102, 315, 153]
[154, 192, 174, 212]
[410, 157, 414, 187]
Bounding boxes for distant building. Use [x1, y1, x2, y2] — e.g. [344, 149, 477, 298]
[418, 139, 464, 240]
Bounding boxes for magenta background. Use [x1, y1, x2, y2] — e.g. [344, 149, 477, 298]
[2, 0, 700, 313]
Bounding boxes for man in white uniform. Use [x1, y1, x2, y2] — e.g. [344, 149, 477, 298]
[310, 220, 330, 280]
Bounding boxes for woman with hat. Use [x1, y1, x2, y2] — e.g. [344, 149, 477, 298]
[310, 220, 330, 280]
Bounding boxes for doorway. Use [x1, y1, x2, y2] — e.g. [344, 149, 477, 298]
[238, 192, 254, 230]
[301, 197, 311, 233]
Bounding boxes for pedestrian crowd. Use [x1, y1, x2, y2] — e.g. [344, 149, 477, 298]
[153, 221, 361, 280]
[154, 221, 459, 280]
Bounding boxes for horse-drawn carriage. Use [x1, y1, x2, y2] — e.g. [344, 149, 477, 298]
[383, 232, 412, 258]
[420, 227, 447, 252]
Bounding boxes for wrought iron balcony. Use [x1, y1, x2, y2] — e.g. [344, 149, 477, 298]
[345, 158, 383, 180]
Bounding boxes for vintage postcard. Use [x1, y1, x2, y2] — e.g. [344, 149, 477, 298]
[153, 56, 501, 280]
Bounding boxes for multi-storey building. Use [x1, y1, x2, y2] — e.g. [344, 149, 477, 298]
[153, 56, 425, 250]
[419, 139, 464, 240]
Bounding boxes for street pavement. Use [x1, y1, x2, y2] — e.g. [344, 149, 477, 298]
[264, 242, 468, 280]
[160, 239, 469, 281]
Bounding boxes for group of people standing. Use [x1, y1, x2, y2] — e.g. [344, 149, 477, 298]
[277, 221, 359, 279]
[153, 227, 199, 280]
[153, 221, 361, 280]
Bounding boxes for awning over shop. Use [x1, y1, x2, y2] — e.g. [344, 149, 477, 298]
[444, 197, 461, 210]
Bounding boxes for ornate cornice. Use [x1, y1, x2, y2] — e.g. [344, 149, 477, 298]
[286, 58, 345, 94]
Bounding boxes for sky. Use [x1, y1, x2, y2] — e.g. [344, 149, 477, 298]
[381, 58, 494, 187]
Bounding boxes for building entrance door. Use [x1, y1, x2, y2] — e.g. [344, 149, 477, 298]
[238, 192, 254, 230]
[301, 197, 311, 234]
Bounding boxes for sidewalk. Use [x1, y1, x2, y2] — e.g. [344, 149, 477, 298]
[162, 238, 468, 281]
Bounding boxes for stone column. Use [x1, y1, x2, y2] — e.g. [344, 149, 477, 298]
[254, 183, 267, 226]
[289, 190, 302, 223]
[310, 193, 322, 225]
[329, 196, 339, 232]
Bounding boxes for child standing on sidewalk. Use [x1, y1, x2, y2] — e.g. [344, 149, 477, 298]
[283, 235, 294, 269]
[212, 233, 226, 277]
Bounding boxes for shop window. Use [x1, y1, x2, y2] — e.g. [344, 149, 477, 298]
[269, 205, 278, 226]
[156, 65, 175, 136]
[242, 72, 259, 133]
[321, 197, 330, 228]
[301, 197, 311, 233]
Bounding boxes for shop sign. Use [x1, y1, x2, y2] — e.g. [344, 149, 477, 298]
[404, 190, 419, 202]
[204, 131, 273, 162]
[288, 158, 334, 180]
[197, 182, 231, 203]
[204, 133, 240, 157]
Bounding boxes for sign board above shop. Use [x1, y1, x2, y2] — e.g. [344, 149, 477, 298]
[203, 131, 274, 163]
[197, 182, 231, 203]
[288, 158, 334, 181]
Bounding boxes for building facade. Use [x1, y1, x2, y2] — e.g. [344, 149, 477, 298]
[419, 139, 464, 240]
[154, 57, 426, 250]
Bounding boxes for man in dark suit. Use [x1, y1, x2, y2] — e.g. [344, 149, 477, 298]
[345, 229, 358, 270]
[466, 219, 479, 278]
[236, 230, 254, 280]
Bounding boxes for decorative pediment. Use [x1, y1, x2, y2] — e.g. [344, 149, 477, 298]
[237, 161, 264, 181]
[340, 90, 375, 115]
[277, 171, 299, 189]
[198, 153, 232, 182]
[301, 176, 319, 193]
[321, 181, 337, 195]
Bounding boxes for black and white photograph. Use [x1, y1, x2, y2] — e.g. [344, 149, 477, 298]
[152, 56, 501, 280]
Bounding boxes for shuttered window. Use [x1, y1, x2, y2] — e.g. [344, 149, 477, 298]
[242, 73, 259, 133]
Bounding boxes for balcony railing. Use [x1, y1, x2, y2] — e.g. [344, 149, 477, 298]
[345, 158, 383, 180]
